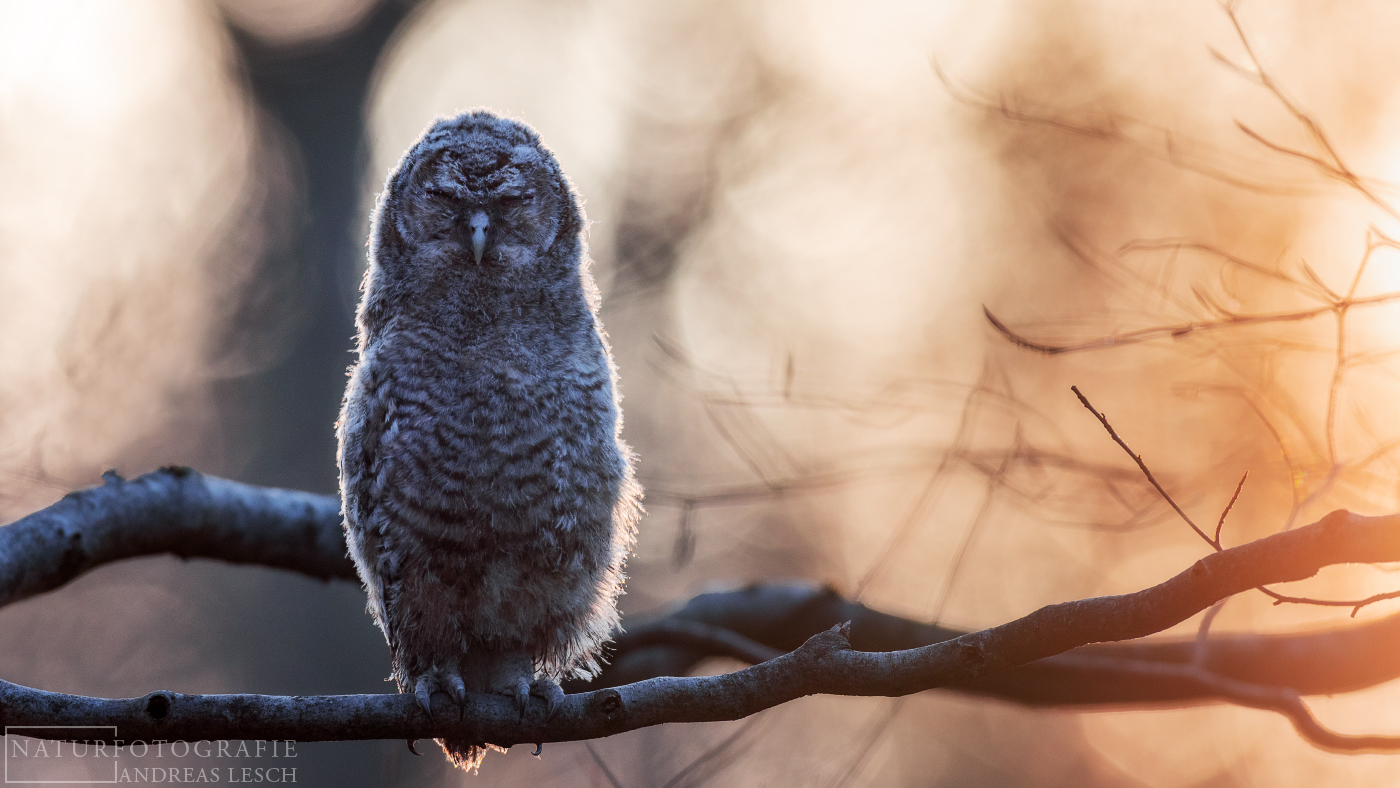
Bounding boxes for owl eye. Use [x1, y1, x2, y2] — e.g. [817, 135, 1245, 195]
[425, 187, 456, 201]
[499, 192, 534, 208]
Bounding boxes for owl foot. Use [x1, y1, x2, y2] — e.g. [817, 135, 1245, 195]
[446, 673, 468, 720]
[530, 676, 565, 721]
[414, 676, 434, 719]
[508, 677, 530, 721]
[496, 675, 565, 721]
[411, 669, 469, 719]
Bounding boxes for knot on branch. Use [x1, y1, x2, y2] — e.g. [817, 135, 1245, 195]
[956, 639, 987, 671]
[588, 688, 626, 723]
[1319, 509, 1353, 532]
[56, 531, 86, 578]
[143, 691, 174, 721]
[802, 622, 853, 660]
[1189, 559, 1211, 581]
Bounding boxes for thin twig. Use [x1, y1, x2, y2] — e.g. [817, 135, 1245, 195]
[1049, 654, 1400, 753]
[1215, 473, 1248, 546]
[585, 742, 627, 788]
[824, 697, 906, 788]
[1116, 238, 1323, 300]
[659, 714, 766, 788]
[1073, 388, 1400, 610]
[1258, 586, 1400, 618]
[1071, 386, 1213, 545]
[931, 58, 1310, 195]
[928, 433, 1016, 620]
[610, 619, 783, 666]
[1194, 599, 1229, 667]
[856, 365, 999, 598]
[1222, 1, 1400, 223]
[984, 289, 1400, 355]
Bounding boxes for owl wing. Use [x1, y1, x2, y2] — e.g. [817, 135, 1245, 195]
[338, 355, 402, 648]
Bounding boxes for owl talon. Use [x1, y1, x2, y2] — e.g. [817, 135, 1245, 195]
[512, 677, 530, 720]
[414, 676, 434, 719]
[530, 677, 565, 721]
[447, 673, 467, 707]
[406, 739, 421, 756]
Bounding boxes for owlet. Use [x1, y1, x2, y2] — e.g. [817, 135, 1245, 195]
[336, 110, 642, 770]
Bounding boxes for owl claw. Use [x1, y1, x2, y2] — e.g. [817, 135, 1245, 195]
[512, 677, 530, 721]
[414, 676, 434, 719]
[530, 677, 565, 721]
[447, 674, 467, 706]
[406, 739, 421, 756]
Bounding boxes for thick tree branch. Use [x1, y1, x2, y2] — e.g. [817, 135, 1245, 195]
[601, 582, 1400, 705]
[0, 467, 352, 609]
[11, 469, 1400, 704]
[4, 474, 1400, 750]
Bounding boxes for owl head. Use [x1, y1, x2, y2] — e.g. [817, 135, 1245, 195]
[371, 111, 585, 285]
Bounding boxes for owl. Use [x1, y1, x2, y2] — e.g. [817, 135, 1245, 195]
[336, 111, 642, 770]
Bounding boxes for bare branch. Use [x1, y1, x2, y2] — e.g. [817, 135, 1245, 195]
[11, 469, 1400, 749]
[931, 59, 1310, 195]
[628, 581, 1400, 705]
[1072, 388, 1399, 610]
[1214, 472, 1248, 545]
[1234, 121, 1347, 182]
[610, 619, 783, 666]
[0, 467, 352, 608]
[6, 503, 1400, 749]
[658, 714, 766, 788]
[585, 741, 626, 788]
[983, 289, 1400, 356]
[1222, 1, 1400, 223]
[1035, 656, 1400, 753]
[1116, 238, 1320, 299]
[1071, 386, 1213, 545]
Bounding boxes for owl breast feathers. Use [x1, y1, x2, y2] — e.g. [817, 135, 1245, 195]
[336, 110, 642, 770]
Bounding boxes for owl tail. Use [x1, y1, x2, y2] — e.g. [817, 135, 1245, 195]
[438, 738, 506, 772]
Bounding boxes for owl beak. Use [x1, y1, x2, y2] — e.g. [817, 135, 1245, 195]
[469, 210, 490, 263]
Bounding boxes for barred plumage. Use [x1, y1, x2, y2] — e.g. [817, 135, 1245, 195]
[336, 111, 641, 770]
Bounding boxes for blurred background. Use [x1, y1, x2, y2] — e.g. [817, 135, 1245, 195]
[5, 0, 1400, 784]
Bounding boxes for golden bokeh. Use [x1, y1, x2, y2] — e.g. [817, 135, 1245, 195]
[7, 0, 1400, 784]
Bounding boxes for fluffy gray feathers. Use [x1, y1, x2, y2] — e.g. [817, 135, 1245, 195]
[336, 111, 641, 770]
